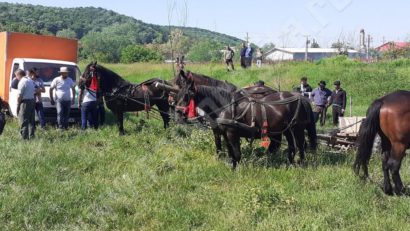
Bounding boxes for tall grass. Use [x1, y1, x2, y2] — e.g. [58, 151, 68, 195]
[1, 60, 409, 230]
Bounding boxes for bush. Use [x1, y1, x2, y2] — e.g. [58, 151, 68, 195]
[120, 45, 162, 63]
[187, 40, 222, 62]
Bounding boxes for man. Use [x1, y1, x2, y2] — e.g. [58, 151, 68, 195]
[0, 96, 6, 135]
[245, 43, 253, 67]
[29, 68, 46, 129]
[255, 48, 263, 68]
[299, 76, 313, 97]
[328, 80, 347, 126]
[16, 69, 36, 139]
[240, 42, 247, 68]
[223, 45, 235, 71]
[49, 67, 76, 130]
[11, 71, 23, 89]
[78, 70, 99, 130]
[310, 80, 332, 126]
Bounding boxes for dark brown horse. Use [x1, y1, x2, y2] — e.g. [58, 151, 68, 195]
[170, 70, 284, 156]
[354, 90, 410, 195]
[83, 62, 171, 135]
[174, 81, 317, 169]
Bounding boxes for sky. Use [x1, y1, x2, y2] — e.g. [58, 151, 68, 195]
[3, 0, 410, 48]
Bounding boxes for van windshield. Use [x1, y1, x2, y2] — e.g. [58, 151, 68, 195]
[24, 62, 80, 86]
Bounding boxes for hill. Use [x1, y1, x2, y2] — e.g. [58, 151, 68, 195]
[0, 2, 242, 44]
[0, 2, 243, 62]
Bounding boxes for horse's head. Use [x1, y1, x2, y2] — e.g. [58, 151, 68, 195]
[83, 61, 125, 94]
[174, 78, 196, 123]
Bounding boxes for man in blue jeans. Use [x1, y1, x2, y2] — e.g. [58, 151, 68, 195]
[78, 79, 98, 130]
[49, 67, 76, 130]
[29, 68, 46, 129]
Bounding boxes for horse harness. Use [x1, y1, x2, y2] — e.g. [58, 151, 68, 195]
[215, 89, 303, 144]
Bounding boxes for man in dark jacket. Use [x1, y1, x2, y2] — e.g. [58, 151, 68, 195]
[298, 76, 313, 97]
[327, 80, 347, 126]
[240, 43, 247, 68]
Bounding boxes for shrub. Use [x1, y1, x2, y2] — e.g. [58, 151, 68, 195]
[120, 45, 162, 63]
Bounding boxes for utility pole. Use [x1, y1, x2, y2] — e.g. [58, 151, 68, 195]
[304, 35, 310, 61]
[245, 32, 250, 44]
[367, 34, 371, 61]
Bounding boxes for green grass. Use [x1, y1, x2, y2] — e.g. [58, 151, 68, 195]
[1, 59, 410, 230]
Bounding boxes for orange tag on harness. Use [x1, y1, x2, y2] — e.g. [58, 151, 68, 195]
[187, 99, 196, 118]
[261, 138, 270, 149]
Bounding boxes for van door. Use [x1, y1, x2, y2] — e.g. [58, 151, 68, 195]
[9, 63, 21, 117]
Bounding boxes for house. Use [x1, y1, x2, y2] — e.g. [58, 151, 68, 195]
[376, 41, 410, 52]
[264, 48, 359, 62]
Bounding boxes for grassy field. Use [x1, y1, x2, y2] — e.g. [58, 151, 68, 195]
[1, 59, 410, 230]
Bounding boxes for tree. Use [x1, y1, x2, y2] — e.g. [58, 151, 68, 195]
[261, 42, 275, 52]
[187, 39, 222, 62]
[56, 29, 77, 39]
[120, 45, 162, 63]
[311, 39, 320, 48]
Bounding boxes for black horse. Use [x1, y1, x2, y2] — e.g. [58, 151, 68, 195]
[0, 97, 6, 135]
[173, 70, 237, 92]
[174, 81, 317, 169]
[83, 62, 171, 135]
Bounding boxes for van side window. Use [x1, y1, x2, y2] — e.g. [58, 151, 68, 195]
[12, 63, 19, 78]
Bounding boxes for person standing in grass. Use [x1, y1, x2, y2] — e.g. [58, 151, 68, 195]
[255, 48, 263, 68]
[49, 67, 76, 130]
[298, 76, 313, 97]
[78, 76, 98, 130]
[310, 80, 332, 126]
[240, 42, 247, 68]
[16, 69, 36, 139]
[245, 43, 253, 67]
[327, 80, 347, 126]
[223, 45, 235, 71]
[29, 68, 46, 130]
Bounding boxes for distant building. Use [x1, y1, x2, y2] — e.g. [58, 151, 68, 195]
[264, 48, 359, 62]
[376, 41, 410, 52]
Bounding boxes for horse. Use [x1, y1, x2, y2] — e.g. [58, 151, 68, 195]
[174, 80, 317, 169]
[83, 62, 171, 135]
[354, 90, 410, 195]
[168, 70, 283, 157]
[0, 97, 6, 135]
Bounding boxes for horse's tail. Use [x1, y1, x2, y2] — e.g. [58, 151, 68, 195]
[353, 99, 383, 176]
[300, 97, 317, 150]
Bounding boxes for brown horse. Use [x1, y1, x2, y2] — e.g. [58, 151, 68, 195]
[354, 90, 410, 195]
[174, 81, 317, 169]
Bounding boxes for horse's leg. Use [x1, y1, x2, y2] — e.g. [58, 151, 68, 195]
[157, 101, 170, 129]
[284, 130, 296, 164]
[226, 131, 241, 170]
[294, 127, 306, 163]
[116, 111, 125, 135]
[389, 143, 406, 195]
[268, 134, 282, 154]
[381, 150, 393, 195]
[212, 128, 223, 157]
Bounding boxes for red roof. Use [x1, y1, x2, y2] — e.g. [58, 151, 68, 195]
[376, 41, 410, 52]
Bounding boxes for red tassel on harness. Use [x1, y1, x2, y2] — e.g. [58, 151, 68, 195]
[260, 120, 270, 148]
[187, 99, 196, 118]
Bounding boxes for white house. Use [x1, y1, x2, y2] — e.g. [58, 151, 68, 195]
[264, 48, 359, 62]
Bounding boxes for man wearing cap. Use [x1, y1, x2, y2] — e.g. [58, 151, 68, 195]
[16, 69, 37, 139]
[310, 80, 332, 126]
[49, 67, 76, 130]
[328, 80, 347, 126]
[298, 76, 313, 97]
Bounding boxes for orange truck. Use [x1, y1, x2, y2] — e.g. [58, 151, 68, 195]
[0, 31, 81, 122]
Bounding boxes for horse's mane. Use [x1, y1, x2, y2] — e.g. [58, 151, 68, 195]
[195, 85, 233, 105]
[97, 64, 130, 87]
[191, 72, 237, 91]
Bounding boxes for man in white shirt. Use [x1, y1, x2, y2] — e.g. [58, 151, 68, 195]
[16, 69, 36, 139]
[49, 67, 76, 130]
